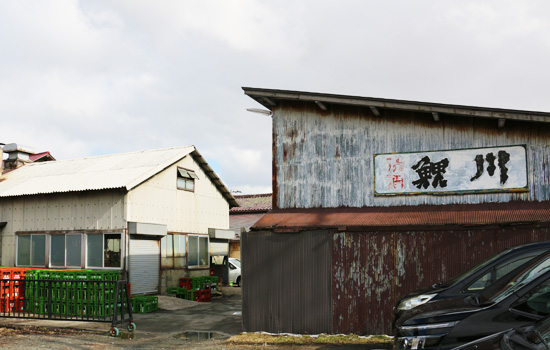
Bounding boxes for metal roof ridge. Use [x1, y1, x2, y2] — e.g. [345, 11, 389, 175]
[22, 145, 195, 166]
[242, 87, 550, 118]
[124, 145, 196, 191]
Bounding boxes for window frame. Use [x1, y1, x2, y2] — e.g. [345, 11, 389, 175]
[86, 232, 122, 270]
[177, 167, 197, 192]
[16, 234, 47, 267]
[49, 233, 83, 268]
[187, 234, 209, 269]
[161, 233, 188, 268]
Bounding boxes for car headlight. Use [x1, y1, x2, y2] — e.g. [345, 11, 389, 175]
[397, 294, 437, 311]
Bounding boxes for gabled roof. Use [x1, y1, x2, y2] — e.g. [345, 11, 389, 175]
[243, 87, 550, 124]
[230, 193, 272, 213]
[0, 146, 238, 207]
[30, 151, 56, 162]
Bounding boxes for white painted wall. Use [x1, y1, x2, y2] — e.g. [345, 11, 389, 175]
[125, 155, 229, 233]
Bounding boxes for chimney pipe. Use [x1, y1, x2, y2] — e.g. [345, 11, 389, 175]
[3, 143, 35, 170]
[0, 143, 4, 173]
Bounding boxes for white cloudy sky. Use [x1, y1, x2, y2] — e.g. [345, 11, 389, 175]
[2, 1, 550, 194]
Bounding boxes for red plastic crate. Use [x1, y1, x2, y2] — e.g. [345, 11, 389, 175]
[193, 289, 211, 302]
[179, 278, 192, 290]
[0, 297, 23, 313]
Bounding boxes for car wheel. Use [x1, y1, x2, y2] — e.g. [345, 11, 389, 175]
[236, 276, 241, 287]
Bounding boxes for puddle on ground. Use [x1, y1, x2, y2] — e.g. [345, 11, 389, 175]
[117, 332, 136, 340]
[173, 331, 229, 342]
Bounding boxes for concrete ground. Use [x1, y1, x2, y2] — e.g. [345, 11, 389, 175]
[0, 286, 244, 349]
[0, 287, 389, 349]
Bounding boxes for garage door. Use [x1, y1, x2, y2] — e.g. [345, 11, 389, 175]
[129, 236, 160, 294]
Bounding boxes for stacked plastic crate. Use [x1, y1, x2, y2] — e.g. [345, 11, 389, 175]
[25, 270, 121, 317]
[129, 295, 158, 313]
[0, 267, 31, 313]
[167, 276, 217, 302]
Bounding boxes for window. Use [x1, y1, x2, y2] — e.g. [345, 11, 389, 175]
[177, 168, 198, 192]
[17, 232, 120, 269]
[161, 234, 174, 268]
[17, 235, 46, 266]
[50, 234, 82, 268]
[511, 280, 550, 316]
[161, 234, 187, 268]
[188, 235, 209, 268]
[174, 234, 187, 268]
[87, 233, 121, 268]
[466, 252, 546, 292]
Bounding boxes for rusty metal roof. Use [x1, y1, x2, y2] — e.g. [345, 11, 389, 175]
[0, 146, 238, 207]
[252, 202, 550, 232]
[243, 87, 550, 124]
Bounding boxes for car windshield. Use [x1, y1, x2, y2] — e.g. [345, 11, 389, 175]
[443, 247, 516, 287]
[479, 253, 550, 304]
[229, 259, 241, 268]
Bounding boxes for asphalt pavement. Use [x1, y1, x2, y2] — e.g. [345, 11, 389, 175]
[0, 286, 243, 349]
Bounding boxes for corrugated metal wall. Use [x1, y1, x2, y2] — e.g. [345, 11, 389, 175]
[273, 102, 550, 209]
[332, 226, 550, 335]
[242, 230, 332, 334]
[0, 190, 125, 266]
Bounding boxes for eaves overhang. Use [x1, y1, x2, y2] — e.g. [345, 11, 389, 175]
[190, 150, 239, 208]
[251, 202, 550, 233]
[242, 87, 550, 124]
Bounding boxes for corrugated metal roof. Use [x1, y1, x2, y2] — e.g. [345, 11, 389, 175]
[230, 193, 272, 213]
[252, 202, 550, 231]
[230, 212, 267, 234]
[243, 87, 550, 124]
[0, 146, 238, 207]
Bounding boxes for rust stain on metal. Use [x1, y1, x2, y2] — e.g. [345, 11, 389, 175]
[331, 226, 550, 335]
[252, 202, 550, 231]
[273, 103, 550, 209]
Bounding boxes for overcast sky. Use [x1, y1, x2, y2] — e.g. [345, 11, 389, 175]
[2, 1, 550, 194]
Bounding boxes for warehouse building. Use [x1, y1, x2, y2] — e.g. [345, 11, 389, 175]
[0, 145, 238, 295]
[242, 87, 550, 335]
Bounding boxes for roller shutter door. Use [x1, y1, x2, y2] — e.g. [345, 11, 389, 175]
[129, 236, 160, 294]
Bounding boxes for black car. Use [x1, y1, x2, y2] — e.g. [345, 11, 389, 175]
[394, 250, 550, 350]
[451, 315, 550, 350]
[394, 242, 550, 319]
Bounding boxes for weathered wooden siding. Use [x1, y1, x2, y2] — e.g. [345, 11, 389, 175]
[242, 230, 332, 334]
[0, 190, 125, 266]
[274, 102, 550, 209]
[332, 226, 550, 335]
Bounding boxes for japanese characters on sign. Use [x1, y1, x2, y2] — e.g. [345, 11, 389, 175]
[374, 145, 528, 195]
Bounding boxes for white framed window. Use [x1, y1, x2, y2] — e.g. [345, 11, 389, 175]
[177, 167, 198, 192]
[50, 234, 82, 268]
[17, 232, 121, 269]
[86, 233, 122, 269]
[17, 234, 46, 267]
[188, 234, 209, 268]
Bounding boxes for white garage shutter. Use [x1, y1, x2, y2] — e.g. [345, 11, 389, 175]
[129, 236, 160, 295]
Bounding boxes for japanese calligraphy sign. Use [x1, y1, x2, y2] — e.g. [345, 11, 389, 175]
[374, 145, 528, 196]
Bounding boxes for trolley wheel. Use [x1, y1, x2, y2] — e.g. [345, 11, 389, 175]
[127, 322, 136, 332]
[110, 327, 119, 337]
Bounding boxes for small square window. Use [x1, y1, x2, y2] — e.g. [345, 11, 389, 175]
[177, 167, 197, 192]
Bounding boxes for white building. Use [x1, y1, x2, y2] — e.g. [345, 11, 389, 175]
[0, 145, 238, 294]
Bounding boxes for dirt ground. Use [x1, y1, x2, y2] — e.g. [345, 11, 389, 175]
[0, 325, 388, 349]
